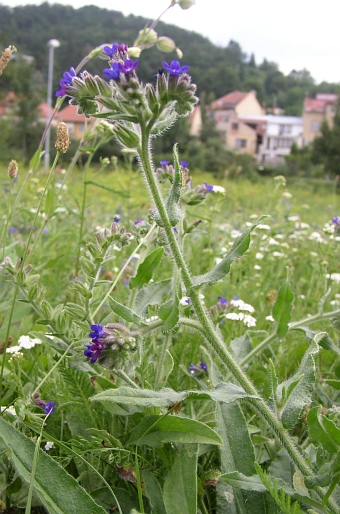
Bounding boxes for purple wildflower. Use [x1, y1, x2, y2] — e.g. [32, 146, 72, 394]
[84, 340, 106, 364]
[188, 364, 195, 374]
[203, 182, 214, 193]
[160, 160, 170, 166]
[180, 160, 189, 168]
[218, 296, 227, 305]
[118, 59, 138, 75]
[162, 60, 190, 76]
[43, 401, 55, 415]
[332, 216, 340, 224]
[199, 362, 208, 371]
[89, 324, 105, 341]
[114, 215, 121, 223]
[103, 42, 118, 57]
[103, 62, 121, 81]
[55, 67, 76, 97]
[173, 227, 178, 234]
[134, 217, 144, 225]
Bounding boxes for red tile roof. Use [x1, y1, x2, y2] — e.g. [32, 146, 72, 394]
[210, 91, 248, 110]
[304, 94, 338, 113]
[56, 104, 89, 123]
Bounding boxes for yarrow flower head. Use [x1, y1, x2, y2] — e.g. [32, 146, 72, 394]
[55, 66, 76, 97]
[162, 60, 189, 76]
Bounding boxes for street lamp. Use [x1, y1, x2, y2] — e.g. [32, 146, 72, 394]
[44, 38, 60, 171]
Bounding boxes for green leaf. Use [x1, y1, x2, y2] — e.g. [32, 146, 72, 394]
[0, 417, 107, 514]
[129, 247, 164, 289]
[142, 470, 167, 514]
[44, 186, 55, 218]
[191, 216, 267, 289]
[108, 296, 145, 325]
[292, 326, 340, 355]
[84, 180, 130, 198]
[277, 338, 319, 428]
[164, 144, 183, 226]
[29, 146, 43, 172]
[219, 472, 266, 492]
[133, 278, 172, 314]
[307, 406, 340, 453]
[272, 273, 294, 338]
[158, 297, 179, 331]
[128, 415, 222, 447]
[90, 383, 259, 410]
[155, 350, 174, 388]
[163, 445, 198, 514]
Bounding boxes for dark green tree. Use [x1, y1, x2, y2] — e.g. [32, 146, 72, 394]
[312, 111, 340, 176]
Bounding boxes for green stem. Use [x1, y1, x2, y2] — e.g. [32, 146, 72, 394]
[137, 129, 338, 512]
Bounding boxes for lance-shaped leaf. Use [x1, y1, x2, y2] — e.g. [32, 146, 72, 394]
[0, 417, 107, 514]
[191, 216, 267, 289]
[277, 337, 320, 428]
[90, 382, 259, 411]
[129, 247, 164, 289]
[163, 445, 198, 514]
[219, 472, 266, 492]
[291, 326, 340, 355]
[307, 406, 340, 453]
[108, 296, 145, 325]
[272, 272, 294, 338]
[128, 415, 222, 446]
[158, 297, 179, 331]
[165, 144, 183, 226]
[133, 278, 172, 315]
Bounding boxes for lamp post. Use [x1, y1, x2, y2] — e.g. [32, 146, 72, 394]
[44, 38, 60, 171]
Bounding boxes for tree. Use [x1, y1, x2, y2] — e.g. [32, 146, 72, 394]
[312, 112, 340, 176]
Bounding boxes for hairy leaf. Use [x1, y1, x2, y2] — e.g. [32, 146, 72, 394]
[129, 247, 164, 289]
[272, 275, 294, 338]
[163, 445, 198, 514]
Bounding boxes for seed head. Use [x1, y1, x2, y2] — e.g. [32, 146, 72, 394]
[8, 159, 18, 179]
[55, 122, 70, 154]
[0, 46, 15, 76]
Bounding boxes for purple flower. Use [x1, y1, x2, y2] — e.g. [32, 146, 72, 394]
[160, 160, 170, 166]
[114, 216, 121, 223]
[188, 363, 195, 373]
[162, 60, 190, 76]
[84, 340, 106, 364]
[203, 182, 214, 193]
[134, 217, 144, 225]
[118, 59, 138, 75]
[180, 160, 189, 168]
[103, 42, 118, 57]
[332, 216, 340, 224]
[218, 296, 227, 305]
[173, 227, 178, 234]
[103, 62, 121, 81]
[55, 67, 76, 97]
[89, 324, 105, 342]
[43, 401, 55, 415]
[199, 362, 207, 371]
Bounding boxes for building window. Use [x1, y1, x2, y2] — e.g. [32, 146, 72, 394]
[236, 138, 247, 148]
[273, 138, 291, 149]
[279, 124, 292, 135]
[311, 120, 321, 132]
[231, 122, 239, 130]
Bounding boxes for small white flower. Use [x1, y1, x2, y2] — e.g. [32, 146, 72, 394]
[225, 312, 240, 321]
[268, 238, 280, 246]
[6, 345, 22, 354]
[327, 273, 340, 283]
[18, 335, 42, 349]
[256, 252, 264, 260]
[266, 315, 275, 322]
[44, 441, 54, 451]
[180, 296, 191, 306]
[288, 215, 300, 222]
[256, 224, 271, 230]
[272, 251, 285, 258]
[254, 264, 261, 270]
[212, 185, 225, 194]
[242, 314, 257, 327]
[230, 230, 242, 239]
[145, 316, 159, 323]
[296, 222, 310, 229]
[282, 191, 292, 198]
[309, 232, 323, 242]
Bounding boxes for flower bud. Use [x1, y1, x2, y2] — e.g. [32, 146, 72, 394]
[178, 0, 195, 9]
[135, 28, 158, 47]
[128, 46, 142, 58]
[114, 124, 140, 148]
[156, 37, 176, 53]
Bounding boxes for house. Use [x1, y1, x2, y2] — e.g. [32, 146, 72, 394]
[210, 90, 265, 154]
[303, 93, 338, 145]
[242, 115, 303, 163]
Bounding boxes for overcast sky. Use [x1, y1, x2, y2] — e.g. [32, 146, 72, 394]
[4, 0, 340, 84]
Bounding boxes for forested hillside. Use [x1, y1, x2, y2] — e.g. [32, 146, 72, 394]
[1, 2, 339, 115]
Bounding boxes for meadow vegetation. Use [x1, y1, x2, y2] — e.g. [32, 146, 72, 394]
[0, 5, 340, 514]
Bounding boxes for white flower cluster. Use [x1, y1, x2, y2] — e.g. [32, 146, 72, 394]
[225, 298, 256, 327]
[6, 335, 43, 357]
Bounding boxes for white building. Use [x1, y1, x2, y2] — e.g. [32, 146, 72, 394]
[241, 115, 303, 163]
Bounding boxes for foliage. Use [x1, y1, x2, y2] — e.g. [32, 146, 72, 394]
[312, 112, 340, 177]
[0, 6, 340, 514]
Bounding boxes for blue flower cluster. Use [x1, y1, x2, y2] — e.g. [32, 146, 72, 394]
[84, 324, 106, 364]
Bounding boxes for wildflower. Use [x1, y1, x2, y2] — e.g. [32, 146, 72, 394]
[327, 273, 340, 283]
[203, 182, 214, 193]
[218, 296, 228, 305]
[89, 324, 105, 341]
[114, 215, 121, 223]
[119, 59, 139, 75]
[55, 122, 70, 154]
[0, 46, 15, 76]
[103, 62, 121, 81]
[18, 335, 42, 349]
[8, 159, 18, 179]
[188, 362, 207, 375]
[180, 160, 189, 167]
[212, 185, 226, 194]
[55, 66, 76, 97]
[134, 217, 144, 225]
[84, 339, 106, 364]
[44, 441, 54, 451]
[180, 296, 191, 306]
[162, 60, 189, 76]
[160, 160, 170, 166]
[266, 315, 275, 322]
[102, 42, 118, 57]
[43, 401, 55, 415]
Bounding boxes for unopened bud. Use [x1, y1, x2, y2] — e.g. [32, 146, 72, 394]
[176, 47, 183, 59]
[8, 159, 18, 179]
[156, 37, 176, 53]
[55, 122, 70, 154]
[135, 28, 158, 47]
[178, 0, 195, 9]
[128, 46, 142, 58]
[114, 123, 140, 148]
